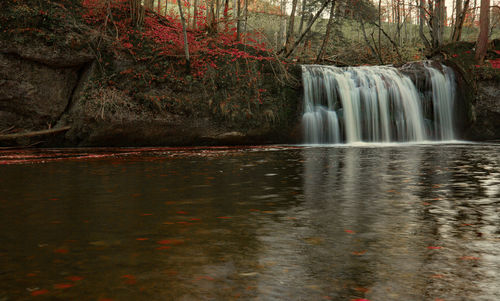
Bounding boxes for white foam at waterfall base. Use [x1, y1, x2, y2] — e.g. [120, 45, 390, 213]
[301, 63, 457, 144]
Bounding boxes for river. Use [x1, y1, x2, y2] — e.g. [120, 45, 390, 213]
[0, 144, 499, 300]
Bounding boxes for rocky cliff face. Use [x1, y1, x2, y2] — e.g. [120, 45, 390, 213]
[465, 79, 500, 141]
[0, 43, 302, 147]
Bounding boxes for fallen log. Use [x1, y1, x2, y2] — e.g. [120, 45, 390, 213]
[0, 126, 71, 141]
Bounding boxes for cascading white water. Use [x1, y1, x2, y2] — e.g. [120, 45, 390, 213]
[302, 63, 457, 144]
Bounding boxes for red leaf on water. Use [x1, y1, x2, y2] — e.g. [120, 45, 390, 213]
[157, 239, 183, 245]
[427, 246, 442, 250]
[31, 289, 49, 296]
[431, 274, 444, 278]
[141, 213, 153, 216]
[66, 276, 83, 281]
[121, 275, 136, 284]
[136, 238, 149, 241]
[351, 250, 366, 256]
[345, 229, 355, 234]
[54, 283, 74, 289]
[54, 248, 69, 254]
[190, 218, 201, 221]
[27, 273, 37, 277]
[156, 246, 172, 250]
[423, 202, 431, 206]
[176, 211, 187, 214]
[217, 216, 232, 219]
[354, 287, 370, 293]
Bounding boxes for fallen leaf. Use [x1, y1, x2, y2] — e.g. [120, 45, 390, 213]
[136, 238, 149, 241]
[121, 275, 136, 285]
[354, 287, 370, 293]
[345, 229, 355, 234]
[156, 246, 171, 250]
[217, 216, 232, 219]
[53, 248, 69, 254]
[54, 283, 74, 289]
[351, 250, 367, 255]
[176, 211, 188, 214]
[31, 289, 49, 296]
[157, 239, 183, 245]
[27, 273, 37, 277]
[427, 246, 442, 250]
[66, 276, 83, 281]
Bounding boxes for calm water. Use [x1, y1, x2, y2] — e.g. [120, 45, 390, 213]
[0, 144, 499, 300]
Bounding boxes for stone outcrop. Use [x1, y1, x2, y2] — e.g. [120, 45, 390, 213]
[0, 44, 302, 147]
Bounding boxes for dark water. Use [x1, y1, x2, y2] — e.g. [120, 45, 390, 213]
[0, 144, 499, 300]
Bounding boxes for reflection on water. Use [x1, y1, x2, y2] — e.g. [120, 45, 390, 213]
[0, 145, 499, 300]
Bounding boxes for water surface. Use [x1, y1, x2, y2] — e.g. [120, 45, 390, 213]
[0, 144, 499, 300]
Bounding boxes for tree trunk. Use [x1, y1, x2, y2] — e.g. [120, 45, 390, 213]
[193, 0, 198, 28]
[236, 0, 241, 40]
[475, 0, 490, 64]
[284, 0, 299, 53]
[129, 0, 144, 27]
[145, 0, 154, 10]
[360, 19, 384, 64]
[298, 0, 307, 34]
[316, 0, 336, 62]
[418, 0, 431, 48]
[284, 0, 331, 57]
[451, 0, 470, 41]
[177, 0, 191, 72]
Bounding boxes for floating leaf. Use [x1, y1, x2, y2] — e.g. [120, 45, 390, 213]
[66, 276, 83, 281]
[351, 250, 366, 255]
[54, 283, 74, 289]
[427, 246, 442, 250]
[121, 275, 136, 285]
[53, 248, 69, 254]
[157, 239, 183, 245]
[217, 216, 232, 219]
[31, 289, 49, 296]
[345, 229, 355, 234]
[136, 238, 149, 241]
[156, 246, 171, 250]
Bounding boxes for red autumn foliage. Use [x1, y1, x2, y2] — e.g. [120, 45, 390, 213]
[81, 0, 276, 78]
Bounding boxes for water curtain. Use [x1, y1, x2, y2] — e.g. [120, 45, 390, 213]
[302, 63, 456, 144]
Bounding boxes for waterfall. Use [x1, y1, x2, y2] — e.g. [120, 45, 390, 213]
[302, 63, 457, 144]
